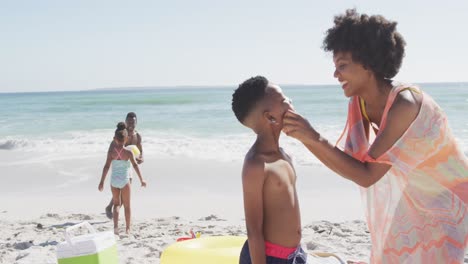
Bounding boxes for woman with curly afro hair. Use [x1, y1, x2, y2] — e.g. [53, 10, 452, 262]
[283, 9, 468, 263]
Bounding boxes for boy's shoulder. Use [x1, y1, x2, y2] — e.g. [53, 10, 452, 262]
[244, 147, 293, 163]
[244, 151, 262, 166]
[243, 149, 266, 173]
[244, 146, 267, 163]
[242, 155, 266, 183]
[279, 147, 293, 161]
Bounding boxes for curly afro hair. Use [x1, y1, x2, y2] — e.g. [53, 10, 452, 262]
[232, 76, 269, 123]
[323, 9, 406, 80]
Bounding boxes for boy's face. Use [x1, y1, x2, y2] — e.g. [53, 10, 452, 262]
[264, 85, 294, 128]
[126, 117, 137, 132]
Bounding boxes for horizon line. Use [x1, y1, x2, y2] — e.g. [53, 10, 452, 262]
[1, 81, 467, 94]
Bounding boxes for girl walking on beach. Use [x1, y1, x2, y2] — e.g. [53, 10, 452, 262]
[105, 112, 145, 219]
[283, 9, 468, 263]
[99, 122, 147, 235]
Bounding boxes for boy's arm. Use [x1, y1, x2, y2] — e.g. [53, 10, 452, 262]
[99, 151, 112, 191]
[242, 159, 266, 264]
[129, 150, 146, 187]
[136, 133, 144, 164]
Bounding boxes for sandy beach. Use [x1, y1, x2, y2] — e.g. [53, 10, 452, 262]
[0, 149, 377, 263]
[1, 136, 467, 263]
[1, 211, 376, 264]
[0, 212, 372, 264]
[0, 149, 364, 221]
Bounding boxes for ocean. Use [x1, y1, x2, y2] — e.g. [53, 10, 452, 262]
[1, 83, 467, 166]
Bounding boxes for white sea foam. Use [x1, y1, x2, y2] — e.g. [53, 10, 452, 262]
[2, 124, 467, 167]
[0, 129, 341, 166]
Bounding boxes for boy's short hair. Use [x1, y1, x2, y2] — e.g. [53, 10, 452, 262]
[232, 76, 269, 123]
[126, 112, 137, 119]
[322, 9, 406, 80]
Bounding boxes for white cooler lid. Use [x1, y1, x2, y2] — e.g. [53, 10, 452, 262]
[57, 231, 116, 259]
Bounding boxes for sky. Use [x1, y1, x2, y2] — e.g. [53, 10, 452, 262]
[1, 0, 467, 92]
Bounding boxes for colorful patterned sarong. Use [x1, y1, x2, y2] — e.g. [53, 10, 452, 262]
[338, 84, 468, 263]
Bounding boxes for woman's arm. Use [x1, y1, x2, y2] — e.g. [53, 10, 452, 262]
[299, 130, 391, 187]
[282, 93, 420, 187]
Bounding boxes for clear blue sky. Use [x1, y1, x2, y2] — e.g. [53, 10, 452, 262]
[1, 0, 467, 92]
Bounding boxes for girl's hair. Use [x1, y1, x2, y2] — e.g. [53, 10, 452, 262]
[114, 122, 128, 142]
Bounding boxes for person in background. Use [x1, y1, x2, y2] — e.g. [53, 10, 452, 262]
[99, 122, 146, 235]
[105, 112, 144, 219]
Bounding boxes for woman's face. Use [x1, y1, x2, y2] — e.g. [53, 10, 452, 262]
[333, 52, 372, 97]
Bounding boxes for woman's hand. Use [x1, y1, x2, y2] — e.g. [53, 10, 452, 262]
[282, 110, 318, 144]
[141, 180, 147, 188]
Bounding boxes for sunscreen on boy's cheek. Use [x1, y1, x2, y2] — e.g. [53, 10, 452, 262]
[268, 119, 282, 140]
[269, 118, 278, 125]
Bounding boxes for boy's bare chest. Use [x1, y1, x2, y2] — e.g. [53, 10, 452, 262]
[264, 160, 296, 188]
[126, 133, 138, 146]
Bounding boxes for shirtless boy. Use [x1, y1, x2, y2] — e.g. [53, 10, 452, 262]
[232, 76, 307, 264]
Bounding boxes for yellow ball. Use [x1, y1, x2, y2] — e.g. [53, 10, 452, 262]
[126, 145, 140, 156]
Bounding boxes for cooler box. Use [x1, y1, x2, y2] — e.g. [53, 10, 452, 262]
[56, 221, 119, 264]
